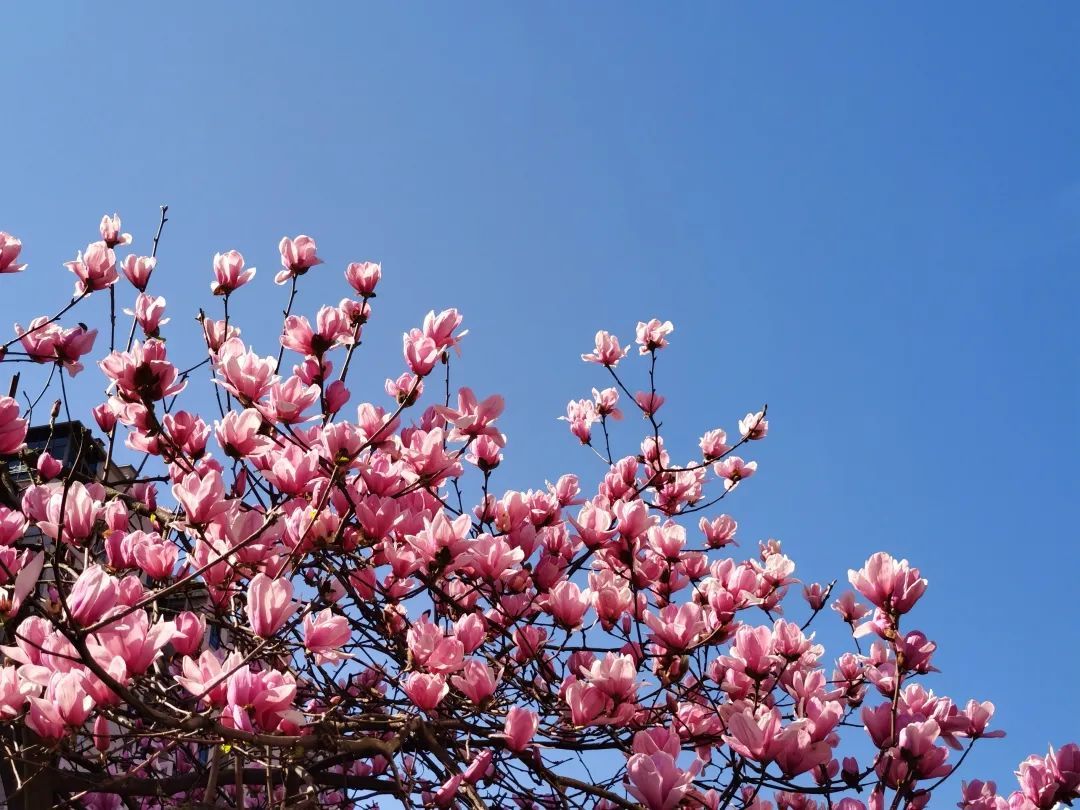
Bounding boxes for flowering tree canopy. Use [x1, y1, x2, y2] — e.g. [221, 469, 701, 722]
[0, 213, 1074, 810]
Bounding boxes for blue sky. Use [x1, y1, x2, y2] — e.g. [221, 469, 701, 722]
[4, 2, 1079, 793]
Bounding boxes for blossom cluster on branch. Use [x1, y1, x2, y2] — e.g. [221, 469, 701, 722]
[0, 217, 1073, 809]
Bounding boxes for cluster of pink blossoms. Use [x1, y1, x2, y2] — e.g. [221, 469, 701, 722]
[0, 212, 1071, 809]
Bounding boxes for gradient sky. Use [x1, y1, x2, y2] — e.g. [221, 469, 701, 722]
[4, 2, 1079, 794]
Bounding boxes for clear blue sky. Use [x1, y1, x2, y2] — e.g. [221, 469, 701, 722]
[4, 2, 1078, 792]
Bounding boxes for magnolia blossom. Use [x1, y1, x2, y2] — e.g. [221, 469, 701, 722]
[497, 707, 538, 752]
[275, 235, 323, 284]
[65, 241, 118, 295]
[247, 574, 298, 637]
[0, 232, 27, 273]
[635, 318, 674, 353]
[99, 213, 132, 247]
[582, 330, 629, 366]
[211, 249, 255, 295]
[303, 609, 351, 663]
[124, 293, 170, 338]
[0, 397, 28, 455]
[344, 261, 381, 296]
[626, 752, 695, 810]
[121, 254, 156, 290]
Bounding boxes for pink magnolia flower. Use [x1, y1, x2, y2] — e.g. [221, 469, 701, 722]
[25, 697, 67, 741]
[68, 565, 120, 626]
[211, 250, 256, 295]
[324, 380, 350, 414]
[724, 624, 781, 680]
[407, 618, 465, 674]
[163, 410, 211, 459]
[124, 293, 170, 338]
[0, 232, 27, 273]
[132, 534, 178, 580]
[280, 306, 352, 357]
[92, 610, 176, 676]
[0, 397, 28, 455]
[14, 316, 62, 364]
[631, 728, 681, 759]
[0, 666, 36, 719]
[700, 514, 738, 548]
[583, 653, 640, 703]
[544, 580, 590, 629]
[52, 671, 97, 727]
[214, 338, 279, 404]
[739, 410, 769, 440]
[433, 774, 463, 808]
[176, 650, 243, 706]
[66, 241, 118, 295]
[559, 398, 599, 444]
[260, 376, 320, 424]
[724, 706, 782, 762]
[276, 235, 323, 284]
[385, 372, 422, 406]
[453, 613, 486, 654]
[466, 434, 504, 470]
[463, 750, 494, 785]
[635, 318, 674, 353]
[37, 481, 101, 544]
[91, 402, 117, 434]
[100, 339, 186, 403]
[958, 780, 1007, 810]
[699, 428, 731, 459]
[959, 700, 1005, 740]
[303, 608, 351, 664]
[403, 328, 440, 376]
[53, 324, 98, 376]
[582, 331, 629, 366]
[644, 603, 708, 652]
[344, 261, 381, 296]
[450, 659, 499, 704]
[247, 574, 298, 637]
[172, 611, 206, 657]
[713, 456, 757, 490]
[92, 713, 111, 753]
[0, 507, 28, 546]
[1015, 754, 1057, 809]
[30, 670, 96, 738]
[116, 573, 145, 607]
[202, 317, 240, 352]
[0, 551, 44, 619]
[848, 552, 927, 615]
[422, 308, 466, 354]
[832, 591, 870, 624]
[802, 582, 829, 610]
[224, 665, 296, 732]
[1050, 743, 1080, 794]
[634, 391, 665, 416]
[897, 719, 951, 780]
[592, 387, 622, 420]
[172, 469, 230, 526]
[99, 213, 132, 247]
[402, 672, 448, 712]
[497, 706, 538, 752]
[215, 408, 272, 459]
[434, 387, 505, 445]
[772, 724, 833, 777]
[461, 533, 524, 582]
[626, 752, 695, 810]
[121, 254, 156, 291]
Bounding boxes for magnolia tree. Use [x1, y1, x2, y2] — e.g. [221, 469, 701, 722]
[0, 212, 1073, 810]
